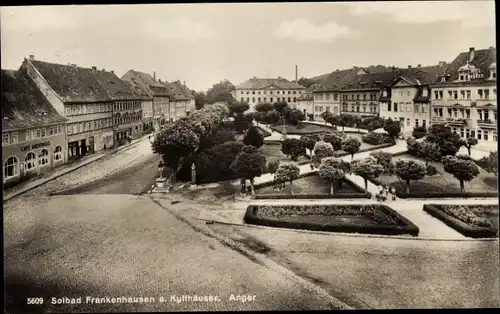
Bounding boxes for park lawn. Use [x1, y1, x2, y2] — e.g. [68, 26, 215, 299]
[376, 154, 498, 194]
[271, 123, 335, 135]
[256, 174, 362, 195]
[260, 143, 310, 165]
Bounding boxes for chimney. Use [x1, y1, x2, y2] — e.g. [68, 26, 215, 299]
[153, 71, 156, 81]
[469, 47, 475, 62]
[295, 64, 298, 83]
[110, 70, 114, 74]
[417, 64, 421, 68]
[29, 54, 34, 60]
[102, 68, 105, 72]
[438, 61, 446, 68]
[92, 66, 97, 73]
[408, 65, 412, 69]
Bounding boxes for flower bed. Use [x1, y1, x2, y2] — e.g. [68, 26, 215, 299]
[244, 204, 419, 236]
[423, 204, 499, 238]
[270, 123, 333, 135]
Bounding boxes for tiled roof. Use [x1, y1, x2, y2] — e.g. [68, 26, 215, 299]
[312, 65, 393, 87]
[2, 68, 68, 130]
[27, 59, 112, 103]
[121, 70, 166, 97]
[92, 70, 144, 100]
[162, 81, 193, 100]
[235, 77, 306, 90]
[435, 47, 496, 84]
[340, 70, 403, 91]
[124, 81, 151, 99]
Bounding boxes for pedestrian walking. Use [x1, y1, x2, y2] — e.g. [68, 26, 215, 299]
[390, 187, 396, 200]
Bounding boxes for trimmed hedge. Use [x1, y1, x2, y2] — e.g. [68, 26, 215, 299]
[253, 193, 371, 200]
[332, 142, 395, 157]
[395, 191, 499, 199]
[244, 204, 419, 236]
[423, 204, 498, 238]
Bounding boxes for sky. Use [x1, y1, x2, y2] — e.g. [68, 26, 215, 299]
[0, 1, 496, 92]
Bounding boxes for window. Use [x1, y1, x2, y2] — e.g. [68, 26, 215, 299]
[363, 105, 366, 112]
[466, 90, 471, 99]
[422, 120, 427, 128]
[356, 105, 360, 112]
[252, 97, 255, 103]
[325, 94, 330, 100]
[460, 90, 465, 99]
[73, 124, 78, 134]
[66, 107, 71, 115]
[39, 149, 49, 166]
[422, 104, 428, 113]
[3, 133, 9, 145]
[334, 93, 338, 101]
[414, 104, 419, 113]
[35, 129, 41, 138]
[4, 156, 19, 178]
[326, 106, 331, 112]
[406, 103, 411, 112]
[466, 109, 471, 119]
[11, 132, 18, 144]
[258, 97, 261, 102]
[26, 130, 32, 141]
[407, 91, 411, 96]
[41, 128, 46, 137]
[356, 94, 360, 100]
[453, 91, 458, 99]
[478, 89, 483, 98]
[288, 97, 291, 102]
[477, 130, 482, 140]
[25, 152, 36, 170]
[485, 89, 490, 99]
[448, 91, 453, 99]
[240, 97, 244, 102]
[363, 94, 366, 100]
[460, 75, 464, 81]
[415, 119, 419, 127]
[407, 118, 410, 126]
[394, 103, 398, 112]
[484, 131, 489, 141]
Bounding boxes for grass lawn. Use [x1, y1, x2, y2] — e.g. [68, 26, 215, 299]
[271, 123, 337, 135]
[260, 143, 310, 165]
[256, 174, 363, 195]
[376, 154, 498, 194]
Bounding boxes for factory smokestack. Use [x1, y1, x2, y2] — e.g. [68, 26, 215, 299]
[295, 65, 298, 83]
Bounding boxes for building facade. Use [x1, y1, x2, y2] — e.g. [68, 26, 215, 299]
[296, 90, 314, 118]
[312, 87, 341, 120]
[430, 47, 497, 142]
[2, 69, 69, 186]
[24, 56, 115, 158]
[232, 77, 306, 111]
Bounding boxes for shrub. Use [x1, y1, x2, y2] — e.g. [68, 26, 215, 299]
[362, 132, 388, 145]
[394, 159, 427, 194]
[194, 141, 244, 182]
[369, 151, 393, 174]
[476, 151, 498, 175]
[426, 164, 439, 176]
[412, 126, 427, 139]
[243, 126, 265, 147]
[281, 138, 306, 161]
[323, 132, 343, 150]
[442, 155, 480, 192]
[342, 137, 361, 160]
[312, 141, 334, 166]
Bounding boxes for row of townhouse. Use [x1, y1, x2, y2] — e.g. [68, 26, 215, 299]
[2, 56, 195, 185]
[299, 46, 497, 142]
[231, 77, 307, 111]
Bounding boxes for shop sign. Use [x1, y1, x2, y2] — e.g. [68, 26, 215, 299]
[20, 141, 51, 152]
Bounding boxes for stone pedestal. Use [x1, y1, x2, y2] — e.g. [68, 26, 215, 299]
[155, 177, 168, 189]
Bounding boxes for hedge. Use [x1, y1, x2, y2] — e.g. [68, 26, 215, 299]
[423, 204, 498, 238]
[244, 204, 419, 236]
[253, 193, 371, 200]
[395, 191, 499, 199]
[332, 142, 395, 157]
[255, 125, 272, 138]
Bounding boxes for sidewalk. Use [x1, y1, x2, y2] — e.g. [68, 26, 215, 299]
[3, 134, 152, 201]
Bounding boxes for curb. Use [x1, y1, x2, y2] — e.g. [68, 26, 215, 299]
[3, 136, 150, 202]
[149, 196, 355, 310]
[196, 215, 499, 242]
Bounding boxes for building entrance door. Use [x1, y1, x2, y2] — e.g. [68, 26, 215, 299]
[89, 136, 95, 153]
[80, 139, 87, 156]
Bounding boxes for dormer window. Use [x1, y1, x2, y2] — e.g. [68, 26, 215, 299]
[383, 90, 388, 97]
[422, 89, 428, 97]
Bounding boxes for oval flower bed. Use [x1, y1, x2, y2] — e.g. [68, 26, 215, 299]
[244, 204, 419, 236]
[423, 204, 499, 238]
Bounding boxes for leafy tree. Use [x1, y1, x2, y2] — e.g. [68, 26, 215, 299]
[254, 111, 267, 125]
[297, 77, 316, 88]
[476, 151, 498, 175]
[244, 112, 254, 123]
[394, 160, 427, 194]
[300, 134, 321, 158]
[255, 102, 274, 113]
[243, 126, 264, 148]
[267, 160, 281, 188]
[287, 109, 306, 126]
[442, 155, 480, 192]
[417, 141, 442, 166]
[351, 157, 384, 193]
[323, 132, 343, 150]
[312, 141, 334, 167]
[264, 110, 280, 125]
[426, 123, 465, 156]
[383, 118, 401, 140]
[228, 100, 250, 115]
[205, 79, 235, 104]
[319, 157, 346, 195]
[351, 115, 363, 132]
[412, 126, 427, 139]
[193, 91, 206, 109]
[464, 137, 478, 156]
[273, 101, 288, 118]
[195, 141, 244, 182]
[338, 114, 353, 132]
[275, 163, 300, 195]
[342, 137, 361, 160]
[369, 151, 393, 174]
[281, 138, 305, 161]
[230, 145, 267, 195]
[198, 128, 235, 152]
[325, 114, 340, 129]
[319, 111, 333, 125]
[234, 113, 249, 133]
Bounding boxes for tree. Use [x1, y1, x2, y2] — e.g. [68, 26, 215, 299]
[442, 155, 480, 192]
[477, 151, 498, 175]
[281, 138, 306, 161]
[312, 141, 334, 167]
[193, 91, 206, 109]
[369, 151, 393, 174]
[351, 157, 384, 193]
[198, 128, 235, 152]
[264, 110, 280, 125]
[273, 101, 288, 118]
[426, 123, 465, 156]
[323, 132, 343, 150]
[319, 111, 333, 125]
[297, 77, 316, 88]
[205, 79, 235, 104]
[319, 157, 346, 195]
[412, 126, 427, 139]
[351, 115, 363, 132]
[300, 134, 321, 159]
[287, 109, 305, 126]
[254, 111, 267, 125]
[325, 114, 340, 129]
[243, 126, 264, 148]
[338, 114, 353, 132]
[417, 141, 442, 166]
[230, 145, 267, 195]
[275, 164, 300, 195]
[383, 118, 401, 140]
[233, 113, 248, 133]
[244, 112, 255, 123]
[394, 160, 427, 194]
[267, 160, 281, 188]
[195, 141, 244, 182]
[342, 137, 361, 160]
[228, 100, 250, 115]
[464, 137, 478, 156]
[255, 102, 273, 113]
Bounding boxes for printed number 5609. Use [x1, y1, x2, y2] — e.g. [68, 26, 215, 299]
[27, 298, 44, 305]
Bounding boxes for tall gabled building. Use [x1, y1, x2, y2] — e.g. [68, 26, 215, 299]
[429, 47, 497, 142]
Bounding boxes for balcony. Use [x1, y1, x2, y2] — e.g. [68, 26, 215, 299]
[445, 117, 468, 126]
[431, 116, 446, 123]
[477, 119, 497, 129]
